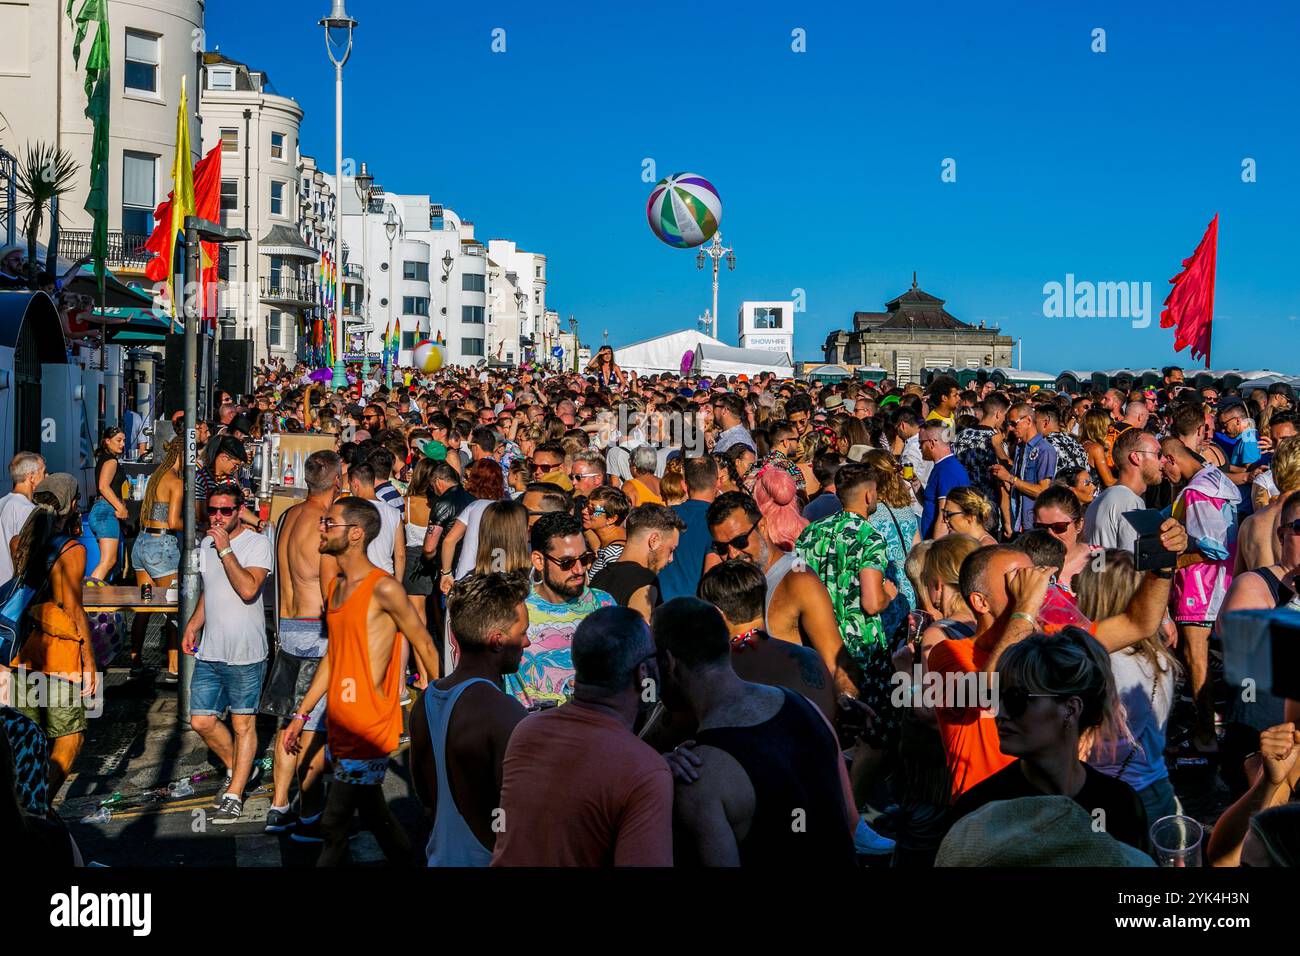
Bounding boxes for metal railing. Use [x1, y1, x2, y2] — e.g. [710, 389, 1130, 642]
[0, 147, 15, 248]
[58, 229, 154, 270]
[259, 274, 317, 303]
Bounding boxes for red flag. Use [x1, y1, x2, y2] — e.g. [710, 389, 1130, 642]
[1159, 214, 1218, 369]
[143, 144, 222, 328]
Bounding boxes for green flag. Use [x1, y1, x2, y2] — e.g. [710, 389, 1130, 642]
[68, 0, 110, 293]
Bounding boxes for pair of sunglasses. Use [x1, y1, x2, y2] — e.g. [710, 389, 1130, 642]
[998, 687, 1061, 720]
[209, 506, 239, 517]
[712, 520, 760, 556]
[544, 551, 596, 571]
[1033, 519, 1074, 535]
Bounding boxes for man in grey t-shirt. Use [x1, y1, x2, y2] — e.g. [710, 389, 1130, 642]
[1084, 428, 1163, 550]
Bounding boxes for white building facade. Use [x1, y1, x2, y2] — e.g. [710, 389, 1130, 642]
[200, 51, 329, 365]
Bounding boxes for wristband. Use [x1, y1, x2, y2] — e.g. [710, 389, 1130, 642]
[1010, 611, 1037, 625]
[292, 713, 309, 722]
[1151, 568, 1175, 580]
[439, 570, 454, 577]
[218, 546, 234, 559]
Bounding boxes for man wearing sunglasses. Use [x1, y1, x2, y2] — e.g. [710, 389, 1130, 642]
[991, 403, 1058, 534]
[708, 492, 855, 699]
[503, 513, 616, 707]
[1083, 428, 1162, 552]
[183, 484, 275, 825]
[927, 525, 1186, 798]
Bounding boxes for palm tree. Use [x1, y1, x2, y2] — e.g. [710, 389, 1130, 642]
[14, 142, 79, 289]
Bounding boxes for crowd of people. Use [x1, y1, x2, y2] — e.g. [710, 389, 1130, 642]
[4, 354, 1300, 868]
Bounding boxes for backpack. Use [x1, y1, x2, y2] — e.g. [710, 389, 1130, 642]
[0, 537, 76, 666]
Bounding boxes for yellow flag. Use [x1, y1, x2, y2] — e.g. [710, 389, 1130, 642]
[166, 75, 197, 314]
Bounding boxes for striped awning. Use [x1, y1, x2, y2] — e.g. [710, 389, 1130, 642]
[259, 225, 318, 261]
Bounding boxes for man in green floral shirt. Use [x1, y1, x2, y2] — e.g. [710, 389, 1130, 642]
[795, 463, 899, 753]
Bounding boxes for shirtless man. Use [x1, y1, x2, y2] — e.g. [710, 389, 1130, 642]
[409, 573, 529, 866]
[1236, 437, 1300, 574]
[652, 597, 857, 867]
[283, 497, 442, 866]
[697, 560, 835, 719]
[266, 450, 341, 839]
[703, 491, 854, 698]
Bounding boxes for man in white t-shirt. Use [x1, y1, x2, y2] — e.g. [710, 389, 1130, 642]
[1084, 428, 1161, 550]
[0, 452, 46, 587]
[345, 460, 404, 578]
[182, 483, 274, 825]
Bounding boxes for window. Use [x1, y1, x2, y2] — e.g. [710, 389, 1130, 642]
[220, 128, 239, 153]
[462, 305, 484, 324]
[401, 331, 417, 350]
[461, 272, 485, 293]
[535, 266, 542, 278]
[220, 180, 238, 224]
[403, 260, 428, 281]
[269, 256, 284, 284]
[121, 152, 156, 236]
[269, 310, 284, 348]
[270, 132, 285, 160]
[207, 67, 235, 92]
[270, 180, 286, 217]
[218, 247, 236, 282]
[124, 30, 159, 93]
[402, 296, 429, 316]
[534, 290, 541, 304]
[461, 338, 485, 357]
[754, 307, 783, 329]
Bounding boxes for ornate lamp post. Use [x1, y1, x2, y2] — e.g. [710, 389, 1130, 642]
[353, 161, 373, 377]
[695, 233, 735, 339]
[383, 204, 398, 388]
[320, 0, 357, 388]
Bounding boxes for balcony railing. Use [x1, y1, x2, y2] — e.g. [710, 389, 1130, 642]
[59, 230, 153, 270]
[260, 274, 317, 306]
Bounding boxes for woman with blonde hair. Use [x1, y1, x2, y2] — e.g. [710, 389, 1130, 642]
[859, 449, 920, 640]
[1076, 548, 1180, 824]
[947, 627, 1152, 854]
[129, 438, 185, 681]
[939, 486, 996, 546]
[916, 533, 981, 662]
[1081, 407, 1117, 488]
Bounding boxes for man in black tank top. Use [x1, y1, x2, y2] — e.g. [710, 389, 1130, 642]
[652, 597, 857, 867]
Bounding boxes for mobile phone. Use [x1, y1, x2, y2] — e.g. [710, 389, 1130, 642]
[1122, 508, 1177, 572]
[1221, 609, 1300, 702]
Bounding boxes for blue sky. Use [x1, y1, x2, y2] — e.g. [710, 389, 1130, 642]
[208, 0, 1300, 372]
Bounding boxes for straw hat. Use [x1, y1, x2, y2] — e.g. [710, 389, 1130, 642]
[935, 796, 1155, 867]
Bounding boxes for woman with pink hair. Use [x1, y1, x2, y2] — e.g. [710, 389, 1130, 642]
[753, 467, 808, 552]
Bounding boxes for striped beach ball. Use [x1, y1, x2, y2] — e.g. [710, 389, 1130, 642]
[646, 173, 722, 248]
[411, 339, 443, 373]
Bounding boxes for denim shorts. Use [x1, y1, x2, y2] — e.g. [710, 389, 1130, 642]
[87, 499, 120, 540]
[131, 531, 180, 579]
[190, 658, 267, 717]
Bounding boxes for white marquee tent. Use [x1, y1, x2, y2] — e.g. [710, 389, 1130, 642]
[694, 342, 793, 378]
[613, 328, 725, 377]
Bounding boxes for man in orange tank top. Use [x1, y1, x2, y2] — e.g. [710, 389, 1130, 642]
[283, 496, 441, 866]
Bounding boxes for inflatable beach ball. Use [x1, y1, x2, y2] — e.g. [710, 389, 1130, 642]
[647, 173, 722, 248]
[412, 339, 444, 373]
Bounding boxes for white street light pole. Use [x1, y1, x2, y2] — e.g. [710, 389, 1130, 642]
[695, 232, 734, 339]
[321, 0, 356, 388]
[354, 161, 373, 378]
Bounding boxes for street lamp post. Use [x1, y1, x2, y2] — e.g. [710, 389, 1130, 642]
[180, 217, 249, 725]
[569, 314, 578, 372]
[515, 290, 528, 364]
[383, 204, 398, 388]
[321, 0, 356, 388]
[695, 232, 735, 340]
[354, 160, 373, 378]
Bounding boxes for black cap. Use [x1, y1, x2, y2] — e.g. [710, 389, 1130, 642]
[229, 414, 256, 436]
[213, 434, 248, 463]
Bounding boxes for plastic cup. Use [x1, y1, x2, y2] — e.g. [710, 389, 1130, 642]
[1150, 814, 1203, 867]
